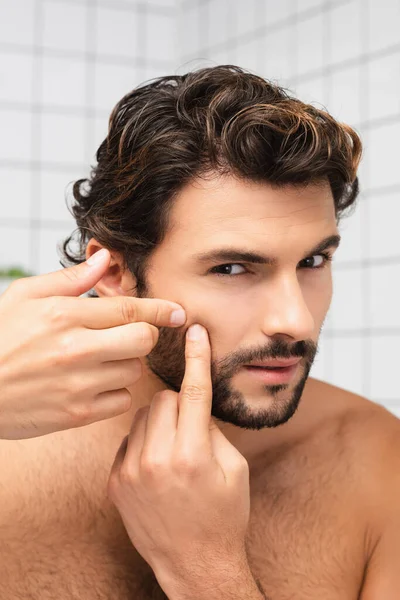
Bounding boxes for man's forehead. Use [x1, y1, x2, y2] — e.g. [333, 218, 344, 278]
[170, 174, 335, 230]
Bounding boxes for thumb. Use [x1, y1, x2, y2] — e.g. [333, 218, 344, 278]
[14, 248, 111, 299]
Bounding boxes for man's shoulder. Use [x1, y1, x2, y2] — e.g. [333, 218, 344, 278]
[307, 376, 399, 432]
[305, 379, 400, 554]
[309, 377, 400, 493]
[314, 381, 400, 598]
[304, 377, 400, 475]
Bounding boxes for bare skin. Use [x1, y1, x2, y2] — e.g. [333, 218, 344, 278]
[0, 175, 399, 598]
[0, 379, 398, 599]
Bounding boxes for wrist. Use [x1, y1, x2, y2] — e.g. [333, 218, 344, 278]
[158, 556, 263, 600]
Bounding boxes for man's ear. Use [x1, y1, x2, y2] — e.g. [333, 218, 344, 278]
[85, 239, 137, 298]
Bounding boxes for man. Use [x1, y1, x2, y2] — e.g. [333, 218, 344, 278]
[1, 65, 399, 599]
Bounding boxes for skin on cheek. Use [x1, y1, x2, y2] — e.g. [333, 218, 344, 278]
[182, 298, 254, 356]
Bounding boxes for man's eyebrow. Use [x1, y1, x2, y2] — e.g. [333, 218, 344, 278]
[192, 234, 342, 266]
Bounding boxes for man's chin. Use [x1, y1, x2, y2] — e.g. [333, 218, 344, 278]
[210, 370, 310, 430]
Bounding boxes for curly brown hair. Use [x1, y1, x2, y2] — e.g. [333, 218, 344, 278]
[61, 64, 362, 297]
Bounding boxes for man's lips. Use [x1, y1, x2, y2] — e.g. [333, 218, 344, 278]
[244, 358, 301, 369]
[242, 360, 300, 384]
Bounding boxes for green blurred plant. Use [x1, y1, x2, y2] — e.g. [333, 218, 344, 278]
[0, 266, 34, 278]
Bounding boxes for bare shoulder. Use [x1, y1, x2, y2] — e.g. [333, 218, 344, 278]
[308, 377, 400, 505]
[308, 382, 400, 598]
[307, 376, 400, 441]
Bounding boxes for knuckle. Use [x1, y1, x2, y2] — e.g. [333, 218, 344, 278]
[125, 358, 142, 384]
[66, 372, 89, 398]
[43, 298, 70, 328]
[114, 389, 133, 413]
[66, 400, 91, 424]
[57, 333, 78, 364]
[120, 299, 138, 324]
[136, 323, 157, 353]
[140, 455, 166, 477]
[55, 331, 91, 366]
[172, 453, 199, 476]
[153, 302, 162, 327]
[181, 384, 205, 403]
[48, 342, 69, 369]
[119, 464, 138, 486]
[185, 348, 207, 361]
[61, 266, 80, 284]
[107, 474, 120, 499]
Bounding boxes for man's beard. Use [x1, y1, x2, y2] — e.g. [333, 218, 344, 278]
[145, 322, 318, 431]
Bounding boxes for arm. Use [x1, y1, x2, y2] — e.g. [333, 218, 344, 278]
[358, 519, 400, 599]
[359, 420, 400, 599]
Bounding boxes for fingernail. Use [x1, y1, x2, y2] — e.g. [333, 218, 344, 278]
[87, 248, 108, 266]
[187, 324, 203, 340]
[170, 308, 186, 325]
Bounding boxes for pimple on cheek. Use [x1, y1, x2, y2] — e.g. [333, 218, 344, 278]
[184, 318, 212, 335]
[180, 315, 218, 343]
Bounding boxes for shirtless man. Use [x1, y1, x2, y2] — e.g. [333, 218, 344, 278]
[0, 65, 399, 599]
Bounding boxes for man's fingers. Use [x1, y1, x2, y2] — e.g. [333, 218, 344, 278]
[81, 296, 186, 330]
[12, 249, 112, 299]
[45, 296, 187, 330]
[8, 248, 186, 329]
[176, 324, 213, 444]
[7, 250, 187, 330]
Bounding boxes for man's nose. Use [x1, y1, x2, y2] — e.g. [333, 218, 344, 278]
[260, 273, 315, 342]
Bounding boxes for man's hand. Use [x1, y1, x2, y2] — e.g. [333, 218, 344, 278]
[107, 323, 251, 596]
[0, 247, 187, 440]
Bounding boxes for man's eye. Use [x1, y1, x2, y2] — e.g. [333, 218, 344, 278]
[208, 253, 333, 278]
[209, 263, 247, 277]
[301, 252, 333, 269]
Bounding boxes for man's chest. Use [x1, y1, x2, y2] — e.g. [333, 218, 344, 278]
[245, 463, 367, 599]
[0, 442, 367, 600]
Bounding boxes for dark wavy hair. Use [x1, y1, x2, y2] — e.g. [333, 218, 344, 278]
[60, 64, 362, 297]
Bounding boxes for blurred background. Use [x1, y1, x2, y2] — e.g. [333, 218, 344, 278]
[0, 0, 399, 415]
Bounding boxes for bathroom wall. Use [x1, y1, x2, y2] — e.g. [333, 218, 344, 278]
[0, 0, 399, 414]
[177, 0, 400, 414]
[0, 0, 176, 274]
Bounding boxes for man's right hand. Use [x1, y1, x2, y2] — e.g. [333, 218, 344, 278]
[0, 249, 186, 440]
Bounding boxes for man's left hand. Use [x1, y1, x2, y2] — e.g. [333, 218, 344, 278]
[107, 323, 251, 596]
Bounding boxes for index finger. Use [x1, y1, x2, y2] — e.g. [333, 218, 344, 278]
[177, 324, 213, 443]
[51, 296, 187, 330]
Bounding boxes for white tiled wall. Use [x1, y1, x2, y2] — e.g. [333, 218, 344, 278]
[1, 0, 399, 415]
[0, 0, 176, 276]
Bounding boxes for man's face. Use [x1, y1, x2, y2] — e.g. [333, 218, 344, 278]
[138, 174, 339, 430]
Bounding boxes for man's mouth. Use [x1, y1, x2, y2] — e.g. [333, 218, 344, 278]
[242, 362, 300, 383]
[246, 365, 285, 370]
